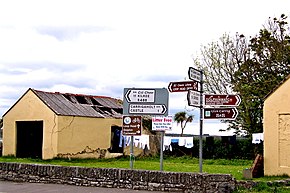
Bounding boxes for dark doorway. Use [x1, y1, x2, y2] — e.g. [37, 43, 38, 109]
[16, 121, 43, 158]
[109, 126, 123, 153]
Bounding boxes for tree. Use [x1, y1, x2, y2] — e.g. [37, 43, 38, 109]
[193, 33, 249, 135]
[173, 111, 193, 136]
[232, 14, 290, 134]
[193, 33, 248, 94]
[193, 14, 290, 135]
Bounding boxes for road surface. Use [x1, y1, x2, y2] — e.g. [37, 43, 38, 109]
[0, 180, 164, 193]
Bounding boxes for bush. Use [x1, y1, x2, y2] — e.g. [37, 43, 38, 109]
[164, 136, 263, 160]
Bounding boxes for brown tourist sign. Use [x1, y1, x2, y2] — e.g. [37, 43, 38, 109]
[204, 94, 241, 106]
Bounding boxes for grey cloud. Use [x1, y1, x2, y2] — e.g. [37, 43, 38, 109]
[36, 26, 111, 41]
[1, 62, 86, 75]
[136, 74, 185, 83]
[1, 75, 96, 90]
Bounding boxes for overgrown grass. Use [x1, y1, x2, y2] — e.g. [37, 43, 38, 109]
[2, 156, 290, 192]
[234, 181, 290, 193]
[1, 155, 290, 181]
[0, 155, 252, 180]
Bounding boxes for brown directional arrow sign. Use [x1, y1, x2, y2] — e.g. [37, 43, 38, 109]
[168, 81, 198, 92]
[204, 94, 241, 106]
[204, 107, 238, 120]
[122, 115, 142, 136]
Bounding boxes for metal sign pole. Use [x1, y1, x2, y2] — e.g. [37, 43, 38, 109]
[160, 131, 164, 171]
[130, 135, 134, 169]
[199, 70, 204, 173]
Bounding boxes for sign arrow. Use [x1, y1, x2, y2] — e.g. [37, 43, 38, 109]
[204, 94, 241, 106]
[187, 90, 200, 107]
[168, 81, 198, 92]
[188, 67, 201, 82]
[204, 107, 238, 120]
[125, 89, 155, 103]
[129, 104, 167, 115]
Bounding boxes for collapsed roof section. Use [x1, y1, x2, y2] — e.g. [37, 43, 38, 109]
[32, 89, 123, 118]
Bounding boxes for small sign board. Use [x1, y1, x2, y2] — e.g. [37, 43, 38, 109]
[125, 89, 155, 103]
[152, 116, 173, 131]
[188, 67, 201, 82]
[129, 104, 167, 115]
[204, 94, 241, 106]
[204, 108, 238, 120]
[168, 81, 198, 92]
[187, 90, 200, 107]
[122, 115, 142, 136]
[123, 88, 169, 116]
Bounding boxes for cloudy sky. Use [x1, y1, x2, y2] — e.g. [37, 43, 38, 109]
[0, 0, 289, 128]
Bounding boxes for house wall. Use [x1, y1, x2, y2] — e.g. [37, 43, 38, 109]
[2, 90, 58, 159]
[56, 116, 122, 159]
[264, 77, 290, 176]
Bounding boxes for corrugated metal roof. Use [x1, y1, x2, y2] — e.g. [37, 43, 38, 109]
[32, 89, 123, 118]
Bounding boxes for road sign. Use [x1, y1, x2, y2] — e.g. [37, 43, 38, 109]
[123, 88, 169, 116]
[168, 81, 198, 92]
[204, 94, 241, 106]
[125, 89, 155, 103]
[204, 107, 238, 120]
[122, 115, 142, 136]
[188, 67, 201, 82]
[187, 90, 200, 107]
[152, 116, 173, 131]
[129, 104, 167, 115]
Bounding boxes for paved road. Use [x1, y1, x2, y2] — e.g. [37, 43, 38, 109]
[0, 180, 163, 193]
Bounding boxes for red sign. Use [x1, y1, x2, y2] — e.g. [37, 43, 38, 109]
[168, 81, 198, 92]
[204, 94, 241, 106]
[122, 116, 142, 136]
[204, 108, 238, 120]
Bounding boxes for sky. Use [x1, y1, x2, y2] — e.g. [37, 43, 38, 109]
[0, 0, 289, 133]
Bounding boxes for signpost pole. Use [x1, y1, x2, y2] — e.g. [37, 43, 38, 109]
[130, 136, 134, 169]
[160, 131, 164, 171]
[199, 70, 204, 173]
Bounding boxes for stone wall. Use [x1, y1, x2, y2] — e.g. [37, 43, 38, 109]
[0, 162, 236, 193]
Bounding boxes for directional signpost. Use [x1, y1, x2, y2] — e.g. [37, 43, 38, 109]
[125, 89, 155, 103]
[123, 88, 169, 116]
[123, 88, 169, 170]
[129, 104, 167, 115]
[188, 67, 202, 82]
[168, 81, 198, 92]
[167, 66, 241, 174]
[204, 107, 238, 120]
[122, 115, 142, 136]
[204, 94, 241, 106]
[187, 90, 200, 107]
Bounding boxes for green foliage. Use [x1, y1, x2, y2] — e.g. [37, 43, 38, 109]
[234, 181, 290, 193]
[173, 111, 193, 135]
[166, 137, 262, 160]
[194, 14, 290, 136]
[232, 15, 290, 135]
[0, 156, 251, 180]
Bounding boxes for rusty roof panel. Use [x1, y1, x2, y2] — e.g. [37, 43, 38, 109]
[93, 97, 122, 109]
[33, 89, 121, 118]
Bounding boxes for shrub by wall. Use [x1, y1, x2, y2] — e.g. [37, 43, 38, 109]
[165, 137, 263, 160]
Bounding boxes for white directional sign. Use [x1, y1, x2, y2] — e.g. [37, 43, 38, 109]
[123, 88, 169, 116]
[188, 67, 201, 82]
[187, 90, 200, 107]
[129, 104, 167, 115]
[125, 89, 155, 103]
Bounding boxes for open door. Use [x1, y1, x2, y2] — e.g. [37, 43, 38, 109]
[16, 121, 43, 158]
